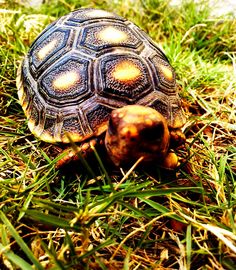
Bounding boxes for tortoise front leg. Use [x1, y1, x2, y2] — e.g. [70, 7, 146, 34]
[56, 138, 100, 169]
[169, 128, 186, 149]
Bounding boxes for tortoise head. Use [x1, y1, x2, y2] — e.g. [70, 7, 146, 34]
[105, 105, 170, 166]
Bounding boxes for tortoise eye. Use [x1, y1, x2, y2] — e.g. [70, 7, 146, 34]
[140, 123, 164, 141]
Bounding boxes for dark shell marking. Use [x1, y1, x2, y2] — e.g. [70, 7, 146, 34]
[17, 8, 185, 143]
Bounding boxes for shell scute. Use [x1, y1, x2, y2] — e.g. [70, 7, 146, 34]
[99, 55, 152, 102]
[60, 115, 84, 143]
[150, 55, 176, 93]
[66, 8, 124, 24]
[150, 98, 169, 121]
[29, 27, 73, 77]
[85, 104, 112, 134]
[39, 55, 90, 107]
[79, 22, 142, 52]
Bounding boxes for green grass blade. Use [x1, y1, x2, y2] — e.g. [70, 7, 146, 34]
[64, 231, 76, 257]
[140, 198, 185, 223]
[118, 200, 151, 218]
[94, 258, 107, 270]
[40, 239, 65, 270]
[0, 243, 34, 270]
[92, 146, 114, 191]
[14, 149, 36, 170]
[18, 192, 33, 221]
[186, 224, 192, 270]
[123, 248, 131, 270]
[78, 238, 114, 260]
[31, 198, 80, 213]
[129, 187, 203, 197]
[136, 224, 153, 249]
[0, 211, 44, 270]
[25, 209, 82, 231]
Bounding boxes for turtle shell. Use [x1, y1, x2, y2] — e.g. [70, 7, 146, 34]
[16, 8, 186, 143]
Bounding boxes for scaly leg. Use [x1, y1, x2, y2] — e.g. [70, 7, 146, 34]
[55, 138, 100, 169]
[170, 129, 186, 148]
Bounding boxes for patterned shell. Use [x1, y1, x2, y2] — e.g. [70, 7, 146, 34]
[17, 8, 186, 143]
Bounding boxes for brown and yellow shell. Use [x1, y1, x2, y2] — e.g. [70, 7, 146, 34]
[16, 8, 186, 143]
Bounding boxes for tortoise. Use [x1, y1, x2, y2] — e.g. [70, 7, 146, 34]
[16, 8, 186, 169]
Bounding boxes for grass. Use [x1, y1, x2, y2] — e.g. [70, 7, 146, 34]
[0, 0, 236, 269]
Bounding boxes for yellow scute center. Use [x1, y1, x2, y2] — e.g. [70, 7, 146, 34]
[53, 71, 79, 91]
[37, 39, 57, 60]
[160, 64, 173, 81]
[112, 61, 142, 83]
[98, 26, 128, 43]
[87, 10, 114, 18]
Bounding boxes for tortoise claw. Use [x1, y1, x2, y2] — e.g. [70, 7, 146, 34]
[161, 152, 179, 170]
